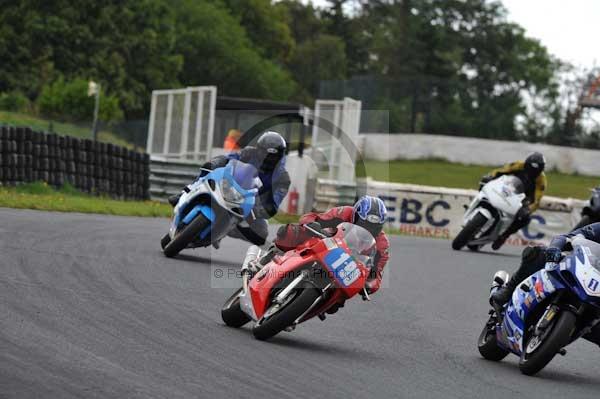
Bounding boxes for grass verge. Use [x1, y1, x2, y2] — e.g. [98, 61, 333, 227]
[0, 110, 133, 148]
[362, 159, 599, 200]
[0, 182, 170, 217]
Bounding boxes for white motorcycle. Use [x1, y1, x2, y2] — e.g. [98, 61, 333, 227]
[452, 175, 526, 251]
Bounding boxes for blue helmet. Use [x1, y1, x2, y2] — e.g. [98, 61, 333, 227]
[353, 195, 387, 236]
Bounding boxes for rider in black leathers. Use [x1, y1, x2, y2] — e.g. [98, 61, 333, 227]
[491, 223, 600, 306]
[168, 131, 290, 246]
[491, 223, 600, 345]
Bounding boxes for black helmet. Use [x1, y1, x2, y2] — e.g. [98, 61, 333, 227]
[524, 152, 545, 177]
[353, 195, 387, 237]
[257, 131, 286, 172]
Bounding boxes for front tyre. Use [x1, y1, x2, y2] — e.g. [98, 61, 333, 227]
[160, 234, 171, 250]
[252, 285, 321, 341]
[221, 288, 251, 328]
[452, 213, 487, 250]
[478, 319, 509, 361]
[163, 214, 211, 258]
[519, 310, 576, 376]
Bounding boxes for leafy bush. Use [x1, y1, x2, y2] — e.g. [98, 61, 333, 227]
[0, 91, 30, 112]
[37, 77, 124, 123]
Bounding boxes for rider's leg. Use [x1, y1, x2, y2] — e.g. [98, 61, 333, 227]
[491, 245, 547, 307]
[492, 209, 531, 250]
[228, 218, 268, 246]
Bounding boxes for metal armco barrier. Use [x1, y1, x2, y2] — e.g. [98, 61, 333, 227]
[149, 156, 200, 201]
[316, 178, 587, 245]
[0, 125, 149, 199]
[314, 179, 358, 210]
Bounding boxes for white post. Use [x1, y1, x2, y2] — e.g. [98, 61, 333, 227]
[92, 88, 100, 141]
[180, 90, 191, 159]
[146, 92, 158, 154]
[194, 91, 204, 161]
[163, 93, 173, 157]
[206, 87, 217, 160]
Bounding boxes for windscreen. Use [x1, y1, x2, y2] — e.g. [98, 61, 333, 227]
[502, 175, 525, 195]
[228, 159, 259, 190]
[572, 236, 600, 266]
[336, 222, 377, 268]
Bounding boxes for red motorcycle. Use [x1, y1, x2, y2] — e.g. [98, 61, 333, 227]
[221, 222, 376, 340]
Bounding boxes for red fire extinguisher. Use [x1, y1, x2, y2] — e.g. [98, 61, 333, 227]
[287, 187, 299, 214]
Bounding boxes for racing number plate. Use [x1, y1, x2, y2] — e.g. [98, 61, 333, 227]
[324, 248, 360, 287]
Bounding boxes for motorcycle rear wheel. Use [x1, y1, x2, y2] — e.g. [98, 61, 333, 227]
[252, 285, 320, 341]
[163, 214, 210, 258]
[518, 310, 576, 376]
[452, 213, 487, 250]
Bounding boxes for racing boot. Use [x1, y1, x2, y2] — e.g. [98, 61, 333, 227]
[490, 246, 546, 309]
[168, 193, 181, 207]
[258, 244, 282, 267]
[491, 231, 510, 250]
[241, 245, 263, 275]
[168, 186, 191, 207]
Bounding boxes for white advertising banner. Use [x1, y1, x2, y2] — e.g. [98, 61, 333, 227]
[365, 180, 586, 246]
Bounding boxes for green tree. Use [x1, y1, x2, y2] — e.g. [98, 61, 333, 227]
[172, 0, 298, 101]
[221, 0, 295, 64]
[288, 34, 347, 98]
[0, 0, 182, 118]
[37, 77, 123, 122]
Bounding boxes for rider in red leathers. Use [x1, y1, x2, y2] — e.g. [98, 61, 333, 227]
[273, 196, 390, 303]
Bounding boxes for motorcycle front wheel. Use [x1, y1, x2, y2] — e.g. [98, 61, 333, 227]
[221, 288, 251, 328]
[452, 213, 487, 250]
[163, 214, 211, 258]
[477, 317, 509, 361]
[518, 310, 576, 376]
[252, 284, 321, 341]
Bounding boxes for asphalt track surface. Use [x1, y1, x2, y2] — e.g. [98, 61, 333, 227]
[1, 208, 599, 399]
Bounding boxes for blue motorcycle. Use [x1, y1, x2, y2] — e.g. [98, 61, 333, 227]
[478, 237, 600, 375]
[161, 159, 261, 258]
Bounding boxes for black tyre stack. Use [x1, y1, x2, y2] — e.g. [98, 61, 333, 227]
[0, 125, 149, 200]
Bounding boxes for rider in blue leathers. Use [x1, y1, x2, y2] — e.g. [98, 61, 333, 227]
[168, 131, 290, 246]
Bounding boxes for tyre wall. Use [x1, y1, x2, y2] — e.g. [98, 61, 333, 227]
[0, 126, 150, 200]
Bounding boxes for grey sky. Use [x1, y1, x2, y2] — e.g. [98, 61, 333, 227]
[502, 0, 598, 68]
[305, 0, 599, 68]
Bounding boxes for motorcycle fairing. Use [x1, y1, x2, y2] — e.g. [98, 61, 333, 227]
[170, 161, 258, 241]
[561, 246, 600, 303]
[498, 269, 565, 355]
[498, 244, 600, 354]
[315, 239, 369, 298]
[246, 249, 314, 320]
[182, 205, 215, 240]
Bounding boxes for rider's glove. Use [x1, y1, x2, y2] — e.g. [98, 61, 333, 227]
[303, 222, 324, 236]
[479, 175, 493, 190]
[545, 247, 563, 264]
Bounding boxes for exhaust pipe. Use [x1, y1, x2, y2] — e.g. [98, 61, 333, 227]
[274, 271, 308, 304]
